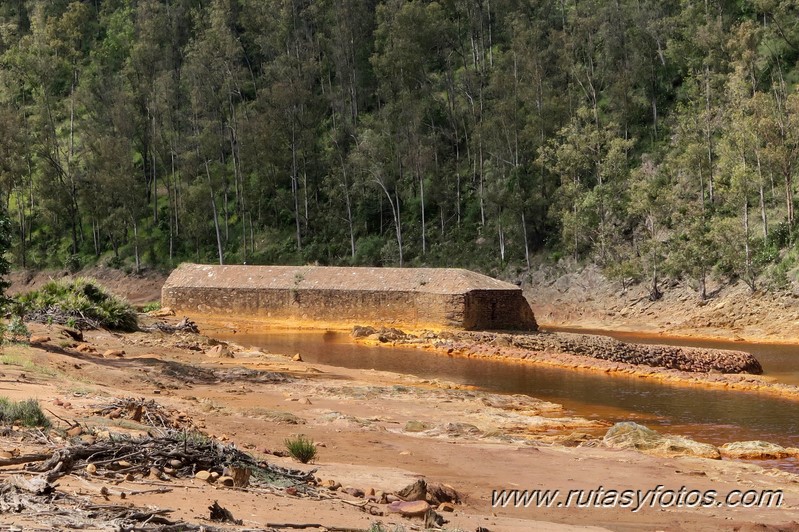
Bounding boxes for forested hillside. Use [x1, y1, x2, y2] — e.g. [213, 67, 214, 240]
[1, 0, 798, 298]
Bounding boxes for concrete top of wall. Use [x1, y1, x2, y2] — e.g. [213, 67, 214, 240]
[163, 264, 521, 296]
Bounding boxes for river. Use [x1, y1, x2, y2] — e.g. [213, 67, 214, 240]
[215, 328, 799, 471]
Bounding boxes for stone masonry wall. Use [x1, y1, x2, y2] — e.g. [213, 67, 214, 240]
[162, 286, 533, 330]
[161, 264, 538, 331]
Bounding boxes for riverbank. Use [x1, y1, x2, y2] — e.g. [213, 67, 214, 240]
[527, 263, 799, 345]
[347, 327, 799, 402]
[0, 318, 798, 530]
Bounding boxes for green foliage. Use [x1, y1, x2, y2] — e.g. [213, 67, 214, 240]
[0, 398, 50, 427]
[15, 278, 137, 331]
[284, 435, 317, 464]
[0, 0, 798, 294]
[5, 317, 29, 343]
[141, 301, 161, 313]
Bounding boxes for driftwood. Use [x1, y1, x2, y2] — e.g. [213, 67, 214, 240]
[25, 430, 317, 488]
[26, 308, 101, 331]
[209, 500, 242, 524]
[91, 397, 192, 429]
[141, 317, 199, 334]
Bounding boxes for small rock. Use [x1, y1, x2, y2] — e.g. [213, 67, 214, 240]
[66, 426, 83, 437]
[124, 473, 135, 481]
[404, 420, 432, 433]
[321, 479, 341, 491]
[720, 441, 792, 459]
[153, 389, 161, 395]
[149, 467, 162, 480]
[117, 460, 132, 468]
[344, 487, 365, 498]
[103, 349, 125, 358]
[218, 476, 235, 487]
[86, 464, 97, 474]
[292, 353, 303, 362]
[29, 335, 50, 344]
[195, 470, 213, 482]
[210, 472, 220, 482]
[387, 500, 431, 517]
[169, 459, 183, 468]
[79, 435, 96, 445]
[75, 343, 95, 353]
[438, 502, 456, 512]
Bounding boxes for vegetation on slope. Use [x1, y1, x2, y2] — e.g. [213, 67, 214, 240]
[0, 1, 798, 297]
[14, 278, 138, 331]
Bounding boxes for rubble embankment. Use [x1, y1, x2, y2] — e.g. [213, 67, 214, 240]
[353, 326, 762, 374]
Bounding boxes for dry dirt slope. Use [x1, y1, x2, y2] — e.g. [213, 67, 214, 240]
[526, 263, 799, 343]
[7, 266, 167, 305]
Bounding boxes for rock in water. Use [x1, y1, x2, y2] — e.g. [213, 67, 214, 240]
[719, 441, 795, 459]
[603, 422, 720, 459]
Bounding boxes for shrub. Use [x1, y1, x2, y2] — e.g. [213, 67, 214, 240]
[284, 435, 317, 464]
[14, 278, 138, 331]
[0, 398, 50, 427]
[141, 301, 161, 313]
[6, 317, 30, 343]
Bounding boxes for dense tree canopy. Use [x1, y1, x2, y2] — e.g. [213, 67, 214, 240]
[1, 0, 799, 295]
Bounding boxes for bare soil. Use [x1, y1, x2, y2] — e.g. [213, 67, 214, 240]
[527, 263, 799, 344]
[1, 267, 799, 530]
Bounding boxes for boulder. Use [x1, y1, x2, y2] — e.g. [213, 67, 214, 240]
[603, 422, 720, 459]
[719, 441, 794, 459]
[396, 479, 427, 502]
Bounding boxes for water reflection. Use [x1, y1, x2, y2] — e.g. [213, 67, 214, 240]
[218, 329, 799, 452]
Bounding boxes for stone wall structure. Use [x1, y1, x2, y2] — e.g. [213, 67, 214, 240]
[161, 264, 537, 331]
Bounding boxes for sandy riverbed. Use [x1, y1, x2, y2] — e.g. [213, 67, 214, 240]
[0, 317, 795, 531]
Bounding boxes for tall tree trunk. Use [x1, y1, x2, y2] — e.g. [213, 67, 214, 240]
[205, 161, 224, 265]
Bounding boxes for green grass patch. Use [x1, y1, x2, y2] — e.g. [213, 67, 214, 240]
[284, 434, 317, 464]
[14, 278, 138, 331]
[0, 398, 50, 427]
[0, 354, 57, 377]
[141, 301, 161, 313]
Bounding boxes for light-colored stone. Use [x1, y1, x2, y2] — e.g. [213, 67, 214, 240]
[603, 422, 720, 459]
[195, 470, 213, 482]
[292, 353, 303, 362]
[85, 464, 97, 474]
[387, 500, 431, 517]
[218, 476, 235, 486]
[103, 349, 125, 358]
[29, 335, 50, 344]
[438, 502, 456, 512]
[720, 441, 793, 459]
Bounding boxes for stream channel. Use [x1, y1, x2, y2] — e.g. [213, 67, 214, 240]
[215, 328, 799, 472]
